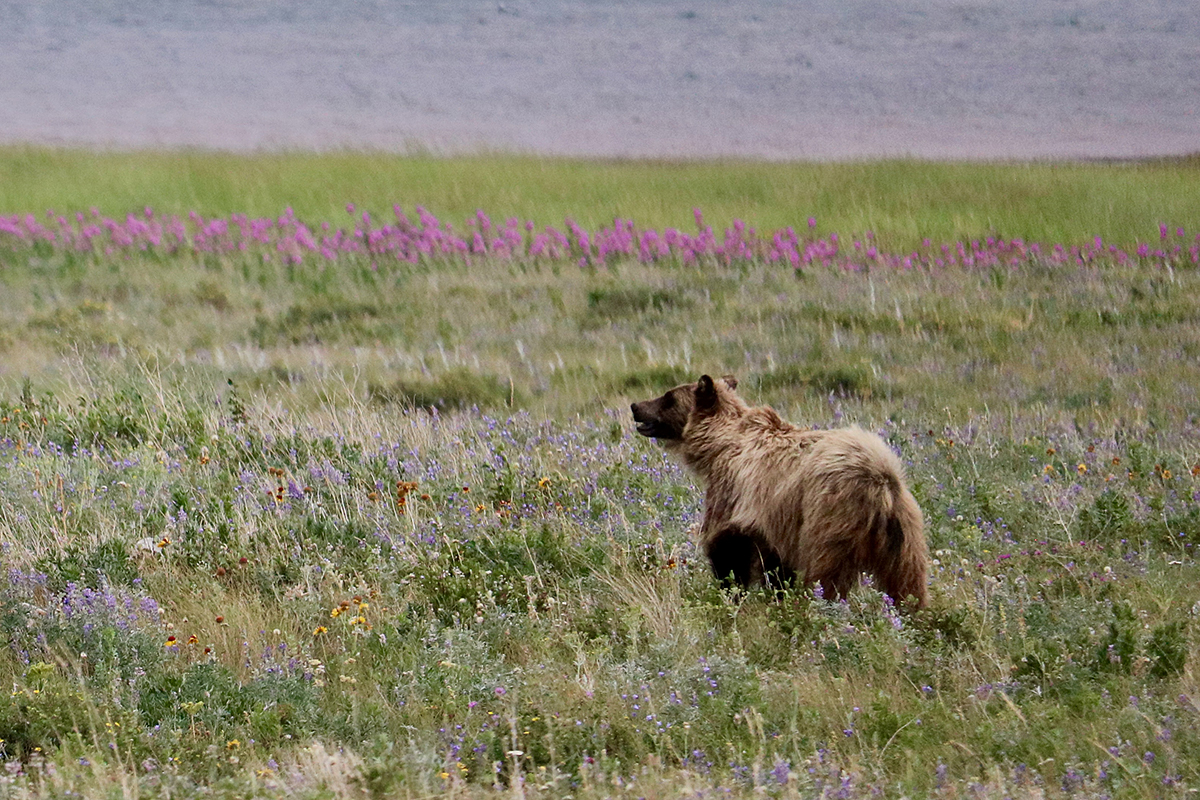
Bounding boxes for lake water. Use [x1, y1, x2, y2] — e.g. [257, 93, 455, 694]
[1, 0, 1197, 159]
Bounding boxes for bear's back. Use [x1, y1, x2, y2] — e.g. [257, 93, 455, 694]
[795, 426, 905, 492]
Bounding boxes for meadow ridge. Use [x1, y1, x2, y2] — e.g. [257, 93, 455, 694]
[1, 153, 1200, 799]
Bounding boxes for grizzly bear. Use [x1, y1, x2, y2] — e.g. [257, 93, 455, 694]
[631, 374, 929, 608]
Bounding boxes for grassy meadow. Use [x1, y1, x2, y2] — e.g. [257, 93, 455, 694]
[1, 148, 1200, 799]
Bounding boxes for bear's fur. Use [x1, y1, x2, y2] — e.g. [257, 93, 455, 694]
[631, 374, 929, 607]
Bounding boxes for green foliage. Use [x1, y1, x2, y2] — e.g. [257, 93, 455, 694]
[34, 539, 139, 590]
[369, 368, 516, 410]
[1077, 489, 1135, 541]
[609, 365, 694, 393]
[754, 362, 876, 399]
[1147, 619, 1188, 679]
[911, 599, 977, 654]
[1094, 601, 1140, 674]
[582, 286, 685, 328]
[138, 662, 318, 749]
[47, 389, 148, 448]
[0, 663, 120, 757]
[251, 296, 384, 346]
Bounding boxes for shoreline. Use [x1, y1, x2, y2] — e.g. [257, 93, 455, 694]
[2, 137, 1199, 166]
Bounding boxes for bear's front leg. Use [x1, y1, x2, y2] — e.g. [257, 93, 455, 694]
[705, 524, 789, 590]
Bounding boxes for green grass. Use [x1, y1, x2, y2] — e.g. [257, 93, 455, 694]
[3, 155, 1200, 798]
[3, 146, 1200, 248]
[3, 232, 1199, 425]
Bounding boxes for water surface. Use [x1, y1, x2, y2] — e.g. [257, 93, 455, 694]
[1, 0, 1197, 159]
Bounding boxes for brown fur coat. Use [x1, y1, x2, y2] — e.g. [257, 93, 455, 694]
[632, 375, 929, 607]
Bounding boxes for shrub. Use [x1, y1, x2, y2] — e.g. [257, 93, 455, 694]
[369, 368, 517, 410]
[753, 363, 876, 399]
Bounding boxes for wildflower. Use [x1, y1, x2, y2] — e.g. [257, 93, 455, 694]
[537, 476, 551, 488]
[313, 626, 327, 636]
[1077, 463, 1087, 475]
[187, 635, 198, 645]
[215, 615, 225, 624]
[330, 607, 342, 618]
[226, 739, 240, 750]
[164, 635, 178, 647]
[157, 536, 170, 549]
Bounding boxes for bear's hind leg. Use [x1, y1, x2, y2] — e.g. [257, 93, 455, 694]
[806, 562, 858, 603]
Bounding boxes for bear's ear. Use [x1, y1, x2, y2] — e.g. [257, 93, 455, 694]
[721, 374, 738, 391]
[695, 374, 718, 410]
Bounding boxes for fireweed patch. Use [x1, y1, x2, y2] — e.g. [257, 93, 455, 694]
[2, 206, 1198, 271]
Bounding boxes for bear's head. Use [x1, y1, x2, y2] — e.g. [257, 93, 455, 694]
[630, 374, 739, 443]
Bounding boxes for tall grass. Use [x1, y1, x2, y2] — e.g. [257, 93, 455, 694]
[1, 171, 1200, 797]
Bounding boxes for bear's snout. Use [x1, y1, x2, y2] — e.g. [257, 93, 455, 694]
[630, 383, 695, 442]
[630, 401, 655, 437]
